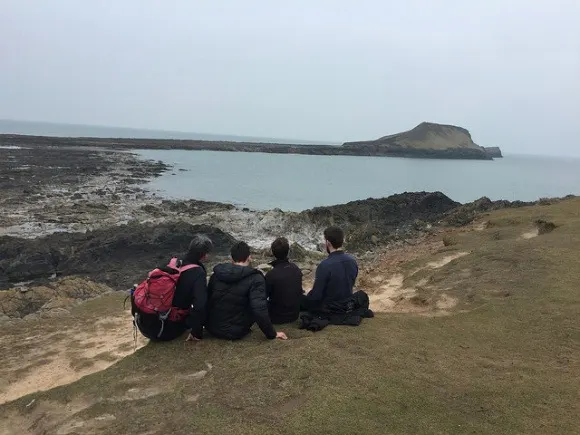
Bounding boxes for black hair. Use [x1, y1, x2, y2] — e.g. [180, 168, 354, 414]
[271, 237, 290, 260]
[186, 234, 213, 263]
[324, 226, 344, 249]
[231, 241, 251, 263]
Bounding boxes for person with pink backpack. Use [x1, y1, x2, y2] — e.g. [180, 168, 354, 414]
[131, 234, 213, 341]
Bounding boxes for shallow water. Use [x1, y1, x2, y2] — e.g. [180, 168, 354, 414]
[136, 150, 580, 211]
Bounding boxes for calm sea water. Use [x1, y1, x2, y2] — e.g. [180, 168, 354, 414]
[135, 150, 580, 211]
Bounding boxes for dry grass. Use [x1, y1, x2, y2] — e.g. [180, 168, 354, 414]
[1, 199, 580, 434]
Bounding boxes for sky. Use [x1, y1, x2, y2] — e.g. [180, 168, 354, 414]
[1, 0, 579, 156]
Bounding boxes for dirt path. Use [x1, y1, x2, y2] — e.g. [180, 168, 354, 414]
[0, 310, 146, 405]
[362, 243, 469, 314]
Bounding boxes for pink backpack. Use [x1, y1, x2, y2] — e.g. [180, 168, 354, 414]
[133, 258, 199, 323]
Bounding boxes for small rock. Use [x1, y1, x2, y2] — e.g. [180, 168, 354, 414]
[186, 370, 207, 380]
[94, 414, 116, 422]
[186, 394, 200, 403]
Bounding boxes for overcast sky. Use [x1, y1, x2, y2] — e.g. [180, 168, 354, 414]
[1, 0, 579, 155]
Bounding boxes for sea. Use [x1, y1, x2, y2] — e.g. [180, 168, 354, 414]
[135, 149, 580, 211]
[3, 120, 580, 212]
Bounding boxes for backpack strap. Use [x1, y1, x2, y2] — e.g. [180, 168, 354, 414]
[166, 258, 200, 273]
[167, 257, 180, 269]
[179, 264, 200, 272]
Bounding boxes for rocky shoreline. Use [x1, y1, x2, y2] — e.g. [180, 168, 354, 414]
[0, 141, 566, 308]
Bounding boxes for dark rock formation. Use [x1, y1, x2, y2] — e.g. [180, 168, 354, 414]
[484, 147, 503, 158]
[442, 197, 533, 226]
[297, 192, 461, 250]
[0, 222, 237, 290]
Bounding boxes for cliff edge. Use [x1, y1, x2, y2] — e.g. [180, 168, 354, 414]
[484, 146, 503, 158]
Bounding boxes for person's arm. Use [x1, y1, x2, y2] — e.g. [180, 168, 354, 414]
[249, 275, 277, 339]
[306, 262, 329, 302]
[185, 269, 208, 340]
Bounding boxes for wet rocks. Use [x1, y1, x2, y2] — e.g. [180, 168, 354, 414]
[297, 192, 460, 250]
[0, 222, 237, 290]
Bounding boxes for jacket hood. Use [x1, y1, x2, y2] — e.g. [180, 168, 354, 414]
[213, 263, 261, 284]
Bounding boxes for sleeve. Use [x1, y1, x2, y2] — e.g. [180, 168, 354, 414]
[249, 275, 277, 339]
[185, 269, 208, 339]
[306, 262, 328, 302]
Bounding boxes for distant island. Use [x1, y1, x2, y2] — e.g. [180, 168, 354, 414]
[0, 122, 502, 160]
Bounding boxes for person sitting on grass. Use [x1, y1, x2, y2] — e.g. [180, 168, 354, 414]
[133, 234, 212, 342]
[205, 241, 288, 341]
[300, 226, 373, 331]
[303, 226, 358, 312]
[265, 237, 304, 324]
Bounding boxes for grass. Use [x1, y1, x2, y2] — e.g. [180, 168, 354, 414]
[2, 199, 580, 434]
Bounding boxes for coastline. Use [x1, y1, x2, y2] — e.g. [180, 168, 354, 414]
[0, 142, 566, 293]
[0, 133, 493, 160]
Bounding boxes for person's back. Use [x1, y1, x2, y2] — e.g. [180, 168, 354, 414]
[134, 234, 213, 342]
[265, 237, 303, 324]
[206, 242, 287, 341]
[305, 227, 358, 311]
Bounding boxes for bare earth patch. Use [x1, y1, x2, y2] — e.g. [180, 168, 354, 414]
[520, 228, 539, 239]
[365, 250, 469, 314]
[0, 311, 146, 405]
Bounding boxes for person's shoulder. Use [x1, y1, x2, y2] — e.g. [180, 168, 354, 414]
[344, 252, 357, 261]
[179, 264, 206, 278]
[344, 253, 358, 265]
[334, 251, 357, 264]
[288, 261, 303, 273]
[250, 268, 266, 282]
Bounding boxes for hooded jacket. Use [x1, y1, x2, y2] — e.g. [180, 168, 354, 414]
[206, 263, 277, 340]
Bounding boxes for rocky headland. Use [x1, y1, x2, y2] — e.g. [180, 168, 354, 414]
[0, 122, 501, 160]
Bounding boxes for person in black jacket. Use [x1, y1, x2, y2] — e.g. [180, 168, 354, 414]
[265, 237, 303, 324]
[135, 234, 212, 342]
[206, 241, 288, 341]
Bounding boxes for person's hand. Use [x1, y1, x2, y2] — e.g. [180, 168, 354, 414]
[185, 333, 201, 342]
[276, 331, 288, 340]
